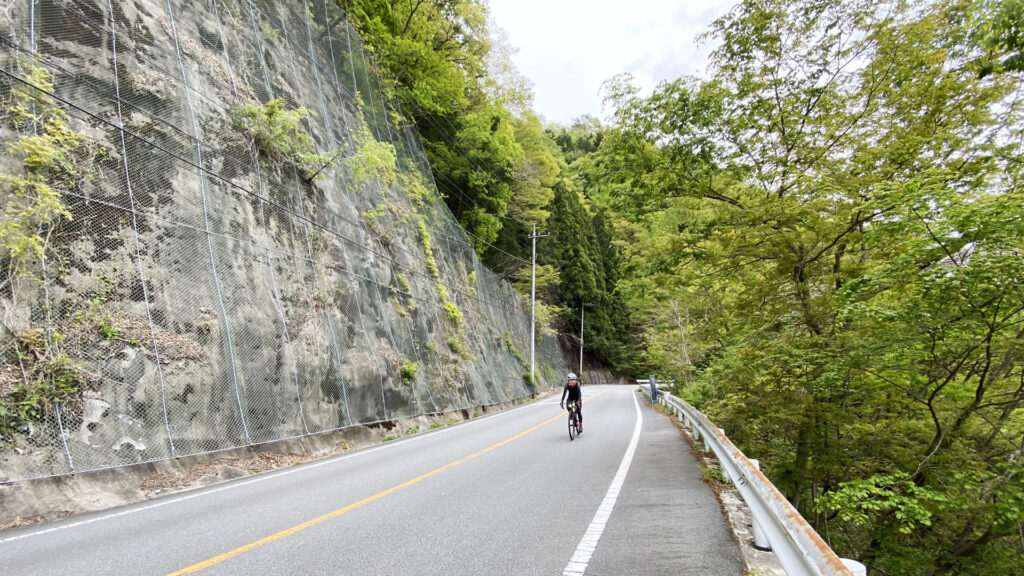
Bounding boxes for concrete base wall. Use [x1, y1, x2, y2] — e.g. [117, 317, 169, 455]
[0, 394, 546, 531]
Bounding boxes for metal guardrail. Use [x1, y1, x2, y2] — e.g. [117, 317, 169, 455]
[648, 388, 865, 576]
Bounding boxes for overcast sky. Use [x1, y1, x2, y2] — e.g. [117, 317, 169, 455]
[486, 0, 738, 125]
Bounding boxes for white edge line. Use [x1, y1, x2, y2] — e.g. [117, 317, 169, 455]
[562, 390, 643, 576]
[0, 389, 585, 545]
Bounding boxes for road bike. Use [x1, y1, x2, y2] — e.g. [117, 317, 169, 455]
[566, 400, 581, 441]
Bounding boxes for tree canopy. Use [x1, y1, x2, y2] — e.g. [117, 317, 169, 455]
[341, 1, 1024, 571]
[340, 0, 629, 365]
[584, 0, 1024, 572]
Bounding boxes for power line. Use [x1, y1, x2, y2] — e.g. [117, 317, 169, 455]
[0, 55, 524, 316]
[275, 6, 540, 269]
[366, 99, 533, 266]
[396, 104, 539, 262]
[236, 5, 531, 269]
[344, 27, 538, 249]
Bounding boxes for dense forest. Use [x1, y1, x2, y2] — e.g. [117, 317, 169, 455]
[335, 0, 632, 366]
[337, 0, 1023, 573]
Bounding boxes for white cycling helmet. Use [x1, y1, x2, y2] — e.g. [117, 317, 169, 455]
[567, 373, 577, 380]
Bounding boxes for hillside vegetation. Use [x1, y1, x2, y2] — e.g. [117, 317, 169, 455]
[344, 0, 1024, 573]
[0, 0, 1019, 571]
[0, 0, 564, 483]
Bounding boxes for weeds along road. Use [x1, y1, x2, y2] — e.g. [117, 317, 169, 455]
[0, 386, 742, 575]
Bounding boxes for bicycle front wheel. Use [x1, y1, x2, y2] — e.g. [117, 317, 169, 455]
[568, 412, 576, 441]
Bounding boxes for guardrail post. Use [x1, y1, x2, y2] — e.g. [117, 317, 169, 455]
[716, 429, 728, 480]
[668, 395, 856, 574]
[840, 559, 867, 576]
[749, 459, 771, 551]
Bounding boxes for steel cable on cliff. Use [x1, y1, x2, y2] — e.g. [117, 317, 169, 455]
[306, 7, 533, 267]
[253, 0, 362, 425]
[220, 1, 534, 276]
[20, 0, 539, 357]
[213, 4, 531, 309]
[232, 1, 313, 435]
[105, 0, 177, 456]
[302, 2, 445, 414]
[164, 0, 251, 445]
[0, 59, 525, 339]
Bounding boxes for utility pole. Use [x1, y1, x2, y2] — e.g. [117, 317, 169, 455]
[529, 224, 549, 387]
[580, 300, 593, 377]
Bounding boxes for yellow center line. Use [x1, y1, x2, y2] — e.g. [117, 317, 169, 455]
[166, 391, 606, 575]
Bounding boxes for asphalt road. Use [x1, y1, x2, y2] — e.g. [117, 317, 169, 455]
[0, 385, 743, 575]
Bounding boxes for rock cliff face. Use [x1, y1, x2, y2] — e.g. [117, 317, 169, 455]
[0, 0, 565, 482]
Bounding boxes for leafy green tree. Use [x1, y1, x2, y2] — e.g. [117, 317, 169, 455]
[536, 177, 626, 365]
[341, 0, 529, 254]
[547, 116, 604, 165]
[543, 118, 634, 367]
[507, 113, 558, 228]
[593, 0, 1024, 572]
[338, 0, 489, 117]
[976, 0, 1024, 76]
[423, 101, 520, 253]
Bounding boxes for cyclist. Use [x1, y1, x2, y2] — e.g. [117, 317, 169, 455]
[560, 372, 583, 432]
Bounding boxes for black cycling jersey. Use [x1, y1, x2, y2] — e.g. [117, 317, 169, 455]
[561, 380, 582, 404]
[561, 380, 582, 424]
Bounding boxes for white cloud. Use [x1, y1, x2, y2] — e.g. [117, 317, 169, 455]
[486, 0, 736, 125]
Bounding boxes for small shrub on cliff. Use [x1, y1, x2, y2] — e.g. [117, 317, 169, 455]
[446, 336, 472, 361]
[442, 301, 462, 325]
[260, 23, 280, 45]
[400, 360, 418, 386]
[447, 337, 464, 356]
[399, 169, 435, 206]
[96, 317, 121, 340]
[345, 132, 397, 188]
[504, 332, 525, 367]
[344, 98, 397, 187]
[232, 99, 335, 182]
[0, 332, 85, 440]
[1, 60, 82, 278]
[394, 273, 410, 293]
[418, 219, 439, 278]
[435, 281, 449, 301]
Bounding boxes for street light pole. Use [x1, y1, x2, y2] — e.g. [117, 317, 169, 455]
[529, 224, 549, 387]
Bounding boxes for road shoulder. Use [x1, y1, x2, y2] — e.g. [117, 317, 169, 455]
[585, 390, 746, 576]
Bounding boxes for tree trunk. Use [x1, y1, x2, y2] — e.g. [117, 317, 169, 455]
[790, 416, 813, 511]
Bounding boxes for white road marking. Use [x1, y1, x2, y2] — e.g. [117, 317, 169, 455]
[563, 390, 643, 576]
[0, 393, 564, 545]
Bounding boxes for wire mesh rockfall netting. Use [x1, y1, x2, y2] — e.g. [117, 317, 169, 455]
[0, 0, 566, 482]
